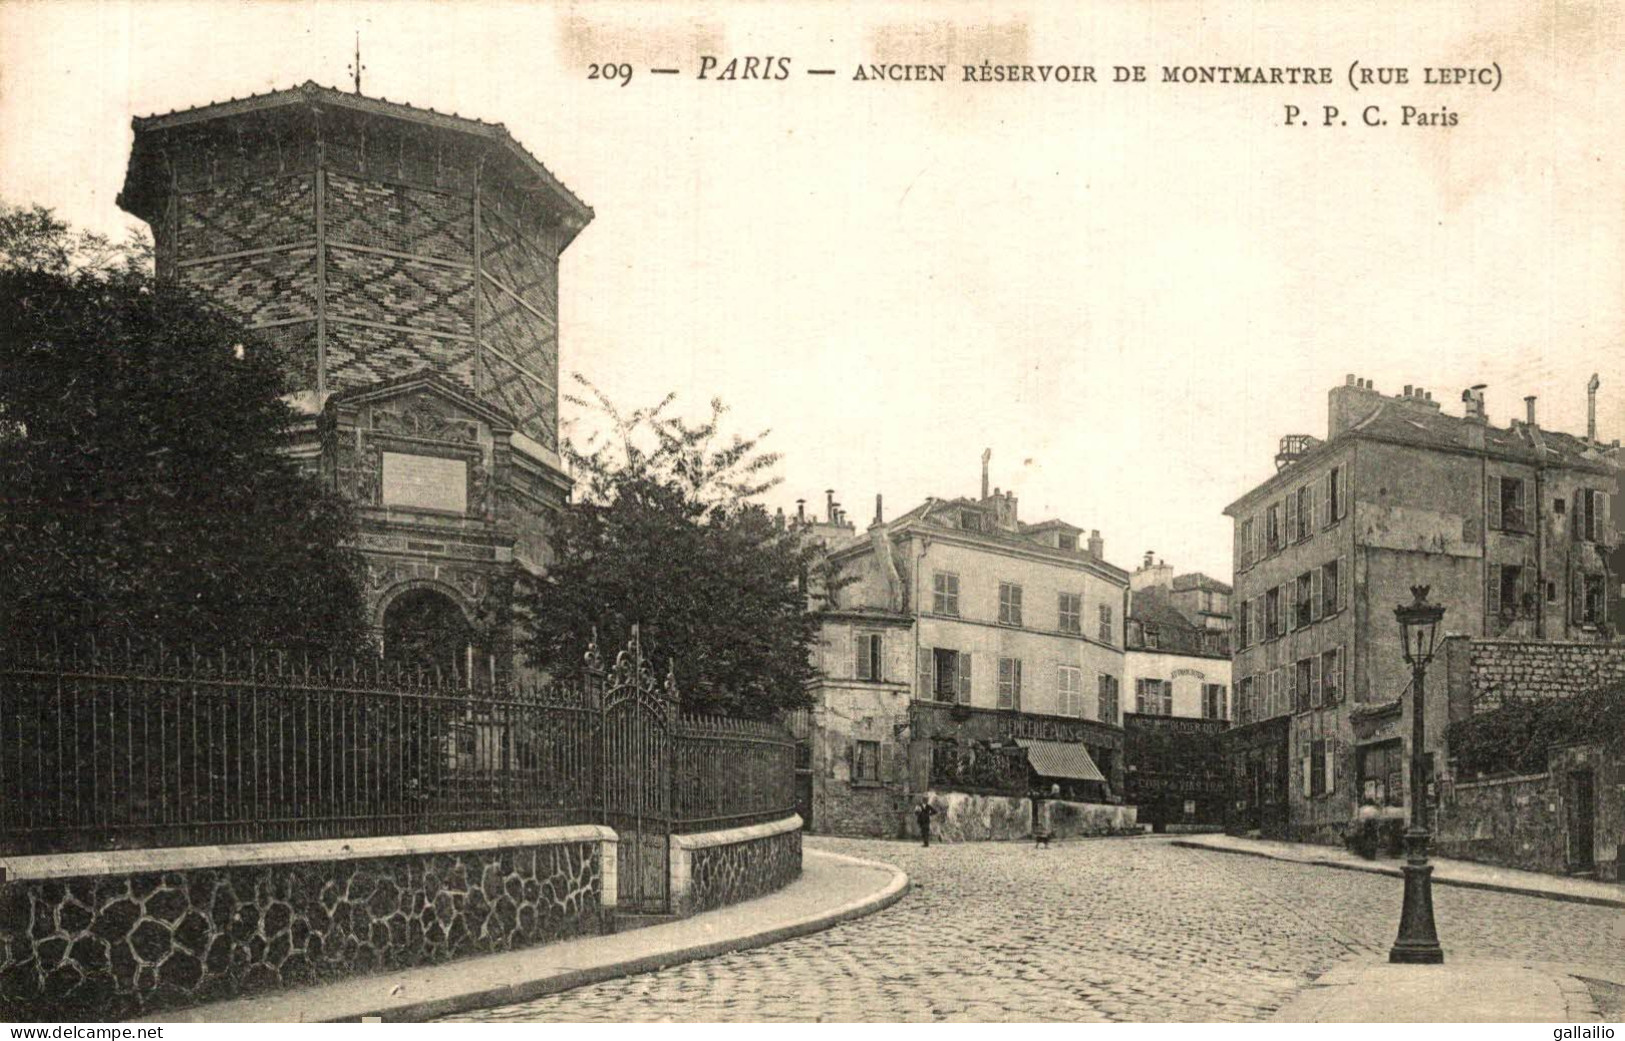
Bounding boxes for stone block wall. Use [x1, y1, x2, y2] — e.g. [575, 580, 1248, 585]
[1447, 637, 1625, 715]
[910, 792, 1032, 843]
[670, 816, 804, 917]
[0, 827, 611, 1022]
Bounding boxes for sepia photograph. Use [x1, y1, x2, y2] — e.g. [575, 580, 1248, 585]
[0, 0, 1621, 1030]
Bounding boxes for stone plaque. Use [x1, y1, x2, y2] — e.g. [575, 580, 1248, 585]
[381, 451, 467, 513]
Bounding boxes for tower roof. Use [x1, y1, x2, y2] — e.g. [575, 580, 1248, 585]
[118, 81, 592, 233]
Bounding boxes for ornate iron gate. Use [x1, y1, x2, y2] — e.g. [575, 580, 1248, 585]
[593, 628, 677, 914]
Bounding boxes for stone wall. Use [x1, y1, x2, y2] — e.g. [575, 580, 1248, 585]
[1036, 800, 1138, 838]
[670, 816, 804, 917]
[0, 827, 611, 1022]
[1446, 637, 1625, 716]
[1434, 743, 1621, 882]
[910, 792, 1032, 843]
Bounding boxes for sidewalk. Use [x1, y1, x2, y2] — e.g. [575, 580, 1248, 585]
[1171, 832, 1625, 908]
[1272, 959, 1612, 1022]
[142, 848, 908, 1024]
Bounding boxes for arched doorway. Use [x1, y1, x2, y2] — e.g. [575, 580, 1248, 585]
[381, 586, 480, 685]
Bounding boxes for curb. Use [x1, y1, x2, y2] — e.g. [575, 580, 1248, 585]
[1171, 840, 1625, 910]
[340, 849, 911, 1023]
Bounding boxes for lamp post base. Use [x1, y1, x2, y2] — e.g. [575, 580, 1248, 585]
[1389, 836, 1444, 964]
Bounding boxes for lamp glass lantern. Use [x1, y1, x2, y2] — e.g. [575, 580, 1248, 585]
[1394, 585, 1445, 667]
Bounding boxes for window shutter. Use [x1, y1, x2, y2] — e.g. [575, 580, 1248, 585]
[1310, 655, 1322, 708]
[1336, 468, 1348, 520]
[1301, 755, 1312, 797]
[1310, 568, 1323, 622]
[918, 647, 933, 699]
[1337, 556, 1349, 613]
[1339, 645, 1347, 704]
[852, 629, 865, 680]
[1319, 472, 1331, 528]
[1486, 568, 1500, 623]
[1571, 573, 1586, 629]
[1332, 738, 1345, 792]
[1323, 744, 1335, 794]
[1285, 494, 1297, 544]
[958, 651, 973, 704]
[1305, 484, 1317, 538]
[1597, 490, 1610, 545]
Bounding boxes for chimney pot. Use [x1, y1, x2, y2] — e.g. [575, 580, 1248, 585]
[1525, 395, 1537, 426]
[1587, 373, 1600, 441]
[1346, 374, 1356, 385]
[874, 493, 884, 526]
[1404, 384, 1413, 397]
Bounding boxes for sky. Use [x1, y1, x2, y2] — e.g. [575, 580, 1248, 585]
[2, 0, 1622, 581]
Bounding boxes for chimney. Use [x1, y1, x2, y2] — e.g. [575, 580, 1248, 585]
[1088, 530, 1103, 560]
[873, 493, 884, 527]
[1462, 385, 1487, 424]
[774, 506, 785, 530]
[1588, 373, 1601, 441]
[1329, 376, 1383, 438]
[825, 489, 835, 522]
[796, 498, 806, 523]
[1143, 550, 1155, 569]
[1525, 396, 1537, 427]
[981, 449, 991, 500]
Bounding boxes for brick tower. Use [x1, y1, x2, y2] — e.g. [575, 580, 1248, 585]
[116, 82, 593, 680]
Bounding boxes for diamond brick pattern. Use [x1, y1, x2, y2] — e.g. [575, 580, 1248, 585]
[480, 347, 557, 450]
[327, 324, 475, 391]
[327, 174, 472, 262]
[326, 247, 473, 334]
[480, 210, 558, 322]
[250, 321, 318, 392]
[178, 177, 313, 257]
[181, 249, 316, 326]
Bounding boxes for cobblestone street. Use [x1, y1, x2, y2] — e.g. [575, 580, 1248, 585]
[443, 836, 1623, 1023]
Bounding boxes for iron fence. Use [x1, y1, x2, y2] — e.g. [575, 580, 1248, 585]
[672, 714, 797, 833]
[0, 639, 799, 856]
[0, 641, 598, 856]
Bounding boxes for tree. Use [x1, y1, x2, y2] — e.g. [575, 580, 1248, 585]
[0, 203, 368, 656]
[516, 378, 828, 720]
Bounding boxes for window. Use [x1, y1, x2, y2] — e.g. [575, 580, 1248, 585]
[1266, 503, 1282, 554]
[1057, 665, 1084, 717]
[1575, 488, 1604, 543]
[1143, 627, 1161, 650]
[1098, 604, 1114, 644]
[1359, 740, 1405, 808]
[1321, 560, 1340, 616]
[1555, 497, 1566, 516]
[1310, 740, 1328, 796]
[998, 583, 1024, 626]
[1498, 565, 1522, 620]
[1498, 476, 1526, 532]
[1296, 573, 1313, 629]
[1321, 647, 1342, 704]
[1326, 466, 1343, 527]
[926, 648, 971, 703]
[1547, 581, 1558, 604]
[1058, 533, 1078, 551]
[1058, 592, 1082, 633]
[932, 572, 960, 616]
[1582, 574, 1606, 625]
[1236, 676, 1253, 725]
[960, 511, 983, 532]
[1238, 518, 1254, 571]
[1236, 598, 1251, 649]
[997, 657, 1023, 710]
[1265, 587, 1281, 639]
[1294, 659, 1313, 714]
[853, 740, 880, 785]
[1202, 683, 1227, 720]
[1296, 485, 1312, 542]
[1135, 678, 1172, 715]
[1097, 674, 1119, 724]
[853, 631, 884, 681]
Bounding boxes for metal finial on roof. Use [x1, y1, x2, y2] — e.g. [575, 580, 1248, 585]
[348, 31, 366, 95]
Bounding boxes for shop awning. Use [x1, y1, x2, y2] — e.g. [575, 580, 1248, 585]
[1015, 738, 1106, 783]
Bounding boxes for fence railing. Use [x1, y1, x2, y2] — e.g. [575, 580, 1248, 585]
[673, 714, 798, 833]
[0, 641, 797, 856]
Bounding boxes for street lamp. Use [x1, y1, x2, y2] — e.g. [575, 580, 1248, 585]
[1390, 585, 1446, 965]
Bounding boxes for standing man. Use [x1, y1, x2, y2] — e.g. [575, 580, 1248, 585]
[915, 798, 938, 847]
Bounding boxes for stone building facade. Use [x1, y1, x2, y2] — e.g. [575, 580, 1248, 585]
[116, 82, 589, 677]
[799, 461, 1130, 836]
[1224, 375, 1621, 843]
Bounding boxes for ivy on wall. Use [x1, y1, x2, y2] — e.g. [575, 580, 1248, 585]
[1448, 684, 1625, 779]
